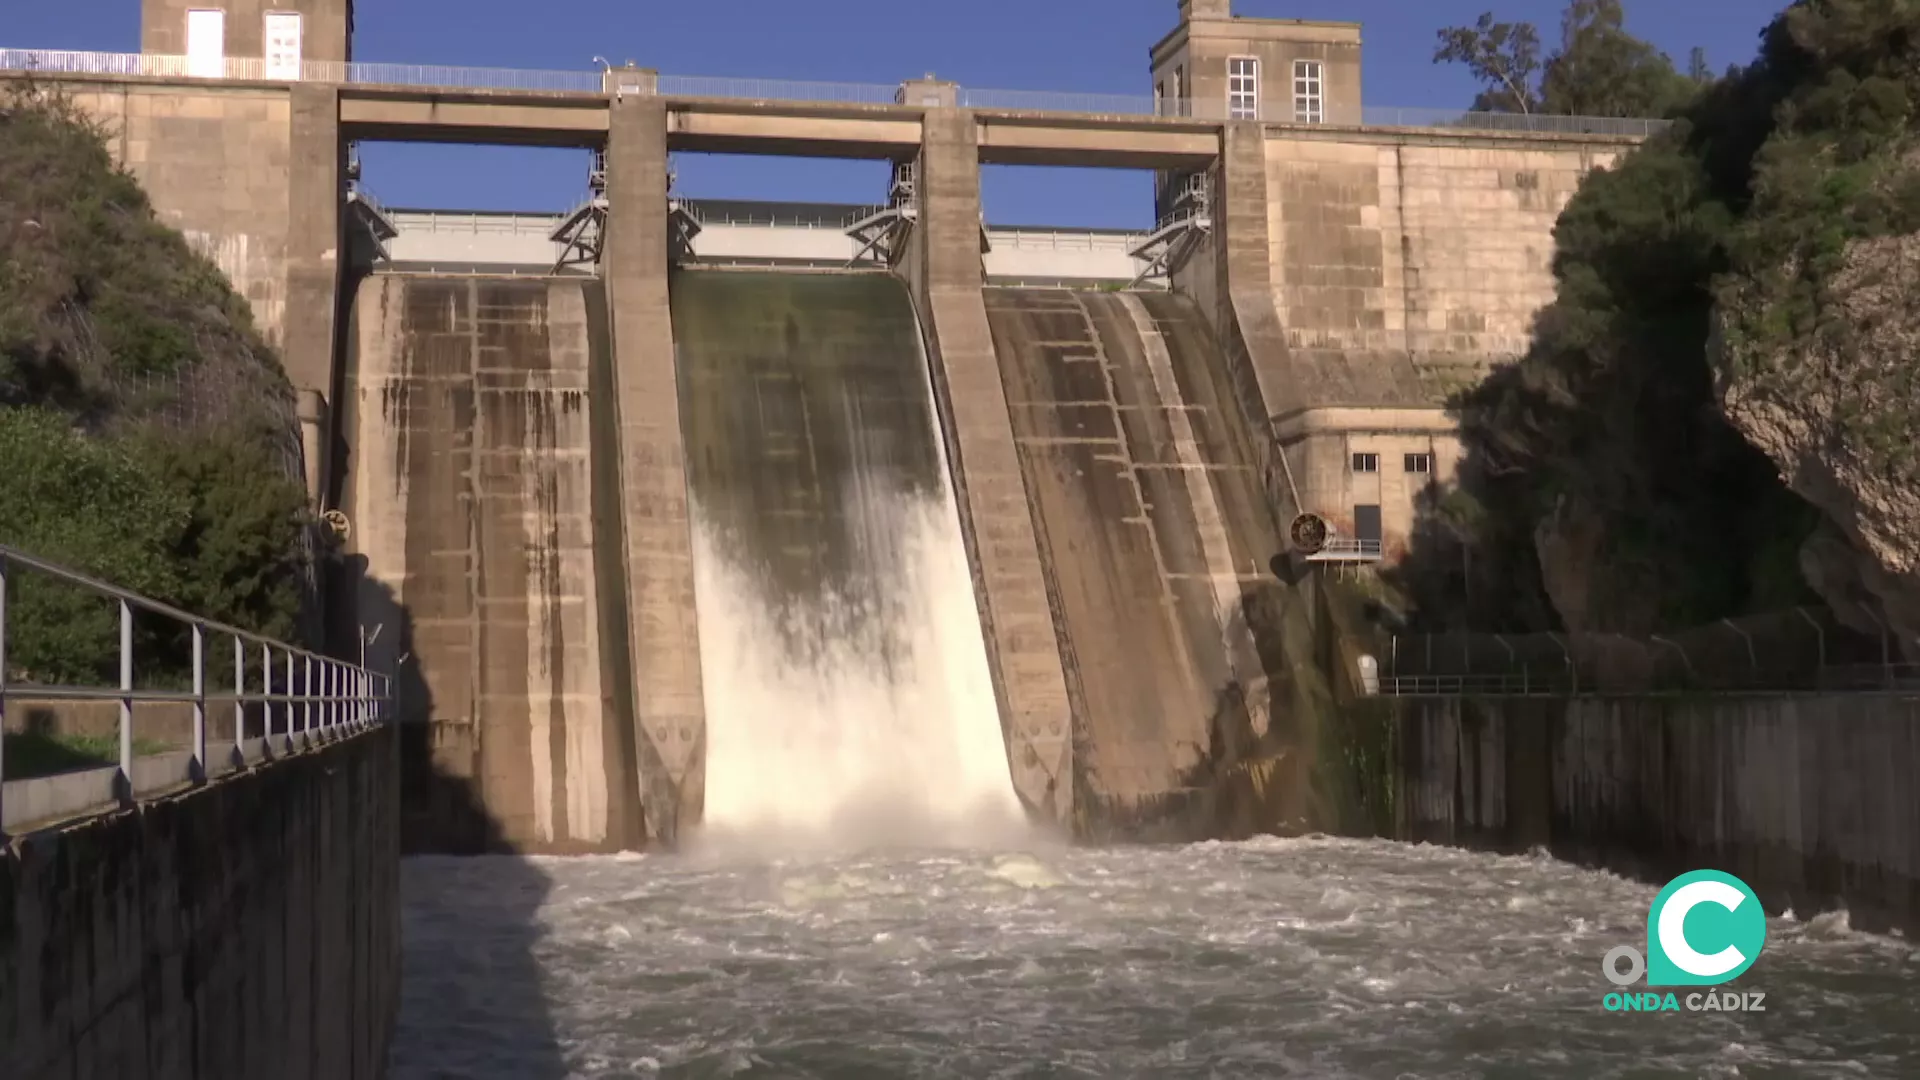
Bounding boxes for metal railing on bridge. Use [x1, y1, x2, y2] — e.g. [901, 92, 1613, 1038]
[0, 47, 1673, 139]
[0, 544, 390, 835]
[1374, 606, 1920, 698]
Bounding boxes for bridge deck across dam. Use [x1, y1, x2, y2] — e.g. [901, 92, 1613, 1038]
[1, 49, 1659, 161]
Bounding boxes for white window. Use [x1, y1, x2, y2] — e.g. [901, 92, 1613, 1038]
[1228, 56, 1259, 120]
[1404, 452, 1432, 474]
[263, 11, 304, 81]
[185, 9, 226, 79]
[1351, 452, 1378, 474]
[1293, 59, 1324, 123]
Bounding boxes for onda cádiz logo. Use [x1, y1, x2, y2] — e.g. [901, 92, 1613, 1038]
[1599, 870, 1769, 1013]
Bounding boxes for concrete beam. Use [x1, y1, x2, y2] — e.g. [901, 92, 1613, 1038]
[906, 109, 1076, 827]
[975, 118, 1219, 168]
[601, 96, 708, 843]
[665, 110, 921, 158]
[339, 95, 609, 147]
[284, 82, 343, 505]
[1272, 406, 1456, 441]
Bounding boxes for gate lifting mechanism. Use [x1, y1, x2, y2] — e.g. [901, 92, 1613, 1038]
[1127, 168, 1213, 288]
[843, 159, 920, 268]
[550, 148, 611, 273]
[342, 142, 398, 267]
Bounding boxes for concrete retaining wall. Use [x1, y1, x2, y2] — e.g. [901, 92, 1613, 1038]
[1, 723, 400, 1080]
[1388, 694, 1920, 934]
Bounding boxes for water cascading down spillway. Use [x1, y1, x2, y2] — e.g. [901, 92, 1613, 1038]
[670, 270, 1030, 852]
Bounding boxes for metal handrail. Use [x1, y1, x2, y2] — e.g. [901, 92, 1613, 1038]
[0, 47, 1674, 138]
[0, 544, 391, 834]
[1376, 673, 1577, 697]
[1374, 663, 1920, 698]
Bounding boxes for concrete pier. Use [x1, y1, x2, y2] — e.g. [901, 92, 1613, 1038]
[601, 96, 709, 841]
[906, 108, 1077, 825]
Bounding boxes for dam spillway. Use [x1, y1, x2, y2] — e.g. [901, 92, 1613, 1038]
[982, 287, 1317, 837]
[343, 274, 636, 853]
[670, 270, 1029, 849]
[336, 272, 1322, 851]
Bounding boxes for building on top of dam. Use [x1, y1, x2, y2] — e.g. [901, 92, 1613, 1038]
[1149, 0, 1362, 124]
[93, 0, 1625, 563]
[3, 0, 1647, 850]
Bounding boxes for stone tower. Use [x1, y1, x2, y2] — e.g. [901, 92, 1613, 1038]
[1150, 0, 1362, 123]
[142, 0, 355, 68]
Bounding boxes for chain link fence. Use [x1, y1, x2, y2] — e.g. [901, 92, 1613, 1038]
[1382, 607, 1919, 695]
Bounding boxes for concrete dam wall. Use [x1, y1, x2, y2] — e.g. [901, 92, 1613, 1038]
[672, 270, 1025, 847]
[981, 288, 1328, 839]
[341, 274, 638, 853]
[337, 267, 1333, 848]
[1386, 694, 1920, 935]
[2, 727, 401, 1080]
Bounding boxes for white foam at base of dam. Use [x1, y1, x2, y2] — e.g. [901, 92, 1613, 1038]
[688, 487, 1032, 856]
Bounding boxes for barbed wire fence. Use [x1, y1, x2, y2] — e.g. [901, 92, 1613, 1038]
[1381, 607, 1919, 695]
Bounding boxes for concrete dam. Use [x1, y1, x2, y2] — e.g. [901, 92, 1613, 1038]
[334, 262, 1318, 852]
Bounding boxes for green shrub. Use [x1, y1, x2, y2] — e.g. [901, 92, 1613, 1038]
[0, 84, 312, 688]
[0, 408, 188, 684]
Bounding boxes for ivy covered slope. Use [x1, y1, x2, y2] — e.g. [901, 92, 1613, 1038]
[0, 85, 310, 685]
[1404, 0, 1920, 641]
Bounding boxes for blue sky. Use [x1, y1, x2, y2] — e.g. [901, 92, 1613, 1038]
[13, 0, 1788, 226]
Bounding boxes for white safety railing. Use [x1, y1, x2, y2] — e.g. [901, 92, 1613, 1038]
[0, 47, 1673, 139]
[0, 544, 390, 834]
[1304, 538, 1384, 561]
[656, 73, 902, 106]
[988, 227, 1147, 253]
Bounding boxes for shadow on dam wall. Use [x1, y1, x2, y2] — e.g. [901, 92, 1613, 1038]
[339, 272, 641, 854]
[330, 273, 575, 1076]
[982, 287, 1336, 840]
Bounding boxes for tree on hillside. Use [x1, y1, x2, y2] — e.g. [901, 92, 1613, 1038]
[1434, 0, 1696, 116]
[1434, 13, 1544, 113]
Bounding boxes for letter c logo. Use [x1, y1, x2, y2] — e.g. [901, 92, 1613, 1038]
[1645, 870, 1767, 987]
[1658, 880, 1748, 977]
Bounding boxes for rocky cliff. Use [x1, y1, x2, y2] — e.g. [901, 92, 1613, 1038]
[1401, 0, 1920, 648]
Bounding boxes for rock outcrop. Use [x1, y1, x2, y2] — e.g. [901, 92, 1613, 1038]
[1716, 229, 1920, 655]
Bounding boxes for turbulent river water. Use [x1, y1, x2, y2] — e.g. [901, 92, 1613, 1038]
[390, 837, 1918, 1079]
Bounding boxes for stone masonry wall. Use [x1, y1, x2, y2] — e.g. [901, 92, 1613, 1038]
[1387, 694, 1920, 936]
[65, 82, 295, 349]
[1, 724, 401, 1080]
[1264, 134, 1622, 384]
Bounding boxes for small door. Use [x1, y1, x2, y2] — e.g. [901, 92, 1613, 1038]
[1353, 504, 1383, 545]
[185, 9, 226, 79]
[263, 11, 304, 81]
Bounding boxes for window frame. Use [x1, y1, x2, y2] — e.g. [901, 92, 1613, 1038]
[1227, 55, 1261, 120]
[1351, 452, 1379, 474]
[1292, 58, 1324, 124]
[263, 10, 304, 81]
[185, 8, 226, 79]
[1403, 452, 1433, 475]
